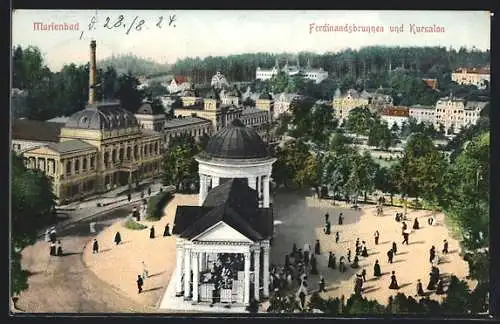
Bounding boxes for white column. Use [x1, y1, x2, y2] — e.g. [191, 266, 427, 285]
[244, 251, 251, 305]
[248, 177, 257, 190]
[192, 251, 199, 303]
[175, 244, 185, 296]
[212, 176, 220, 188]
[199, 175, 207, 206]
[199, 252, 204, 271]
[183, 248, 192, 299]
[254, 249, 261, 301]
[263, 175, 270, 208]
[263, 242, 270, 297]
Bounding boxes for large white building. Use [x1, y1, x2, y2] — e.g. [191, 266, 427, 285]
[255, 59, 328, 84]
[168, 76, 192, 94]
[380, 106, 409, 129]
[161, 119, 276, 311]
[451, 67, 490, 89]
[409, 104, 436, 125]
[273, 93, 300, 119]
[435, 95, 488, 134]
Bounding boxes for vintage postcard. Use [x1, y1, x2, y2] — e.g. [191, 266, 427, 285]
[11, 10, 491, 316]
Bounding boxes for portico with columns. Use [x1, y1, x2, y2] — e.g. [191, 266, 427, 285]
[196, 161, 274, 208]
[163, 118, 276, 311]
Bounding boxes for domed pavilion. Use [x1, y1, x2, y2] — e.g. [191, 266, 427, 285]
[164, 118, 276, 310]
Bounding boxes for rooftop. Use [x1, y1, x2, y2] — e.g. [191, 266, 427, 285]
[199, 119, 269, 160]
[47, 139, 97, 154]
[12, 119, 63, 142]
[172, 178, 273, 241]
[164, 117, 211, 129]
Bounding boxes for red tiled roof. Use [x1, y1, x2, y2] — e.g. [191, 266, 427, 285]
[422, 78, 438, 89]
[454, 67, 490, 74]
[381, 106, 409, 117]
[174, 76, 186, 84]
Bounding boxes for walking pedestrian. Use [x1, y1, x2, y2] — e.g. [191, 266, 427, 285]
[163, 223, 171, 237]
[347, 248, 352, 263]
[324, 221, 331, 235]
[338, 213, 344, 225]
[416, 279, 425, 296]
[142, 261, 149, 279]
[49, 241, 56, 256]
[50, 228, 57, 243]
[413, 217, 419, 230]
[402, 232, 409, 245]
[429, 246, 436, 264]
[387, 249, 394, 264]
[318, 275, 326, 292]
[92, 239, 99, 254]
[335, 231, 340, 243]
[442, 240, 449, 254]
[361, 269, 367, 282]
[314, 239, 321, 255]
[374, 230, 380, 245]
[149, 226, 155, 239]
[392, 242, 397, 255]
[389, 271, 399, 290]
[56, 240, 63, 256]
[137, 275, 144, 293]
[324, 213, 329, 224]
[114, 231, 122, 245]
[128, 193, 132, 202]
[373, 260, 381, 277]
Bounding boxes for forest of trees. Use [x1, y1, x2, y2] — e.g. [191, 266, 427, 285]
[98, 53, 171, 77]
[12, 46, 167, 121]
[169, 46, 490, 85]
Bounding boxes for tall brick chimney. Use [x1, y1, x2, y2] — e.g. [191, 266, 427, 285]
[89, 40, 97, 104]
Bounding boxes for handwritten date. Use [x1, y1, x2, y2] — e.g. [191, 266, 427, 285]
[81, 14, 176, 39]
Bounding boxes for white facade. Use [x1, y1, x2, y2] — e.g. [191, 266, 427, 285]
[273, 93, 299, 119]
[256, 65, 328, 84]
[451, 68, 490, 89]
[195, 156, 276, 208]
[168, 79, 192, 94]
[380, 115, 408, 129]
[171, 236, 271, 307]
[409, 105, 436, 125]
[435, 96, 487, 134]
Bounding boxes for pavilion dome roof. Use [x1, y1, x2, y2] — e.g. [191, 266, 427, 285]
[200, 119, 269, 160]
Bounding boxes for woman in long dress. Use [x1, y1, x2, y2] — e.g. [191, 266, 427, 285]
[413, 217, 419, 230]
[417, 279, 425, 296]
[314, 240, 321, 255]
[327, 252, 334, 269]
[114, 231, 122, 245]
[163, 223, 171, 237]
[373, 260, 381, 277]
[389, 271, 399, 289]
[362, 246, 369, 257]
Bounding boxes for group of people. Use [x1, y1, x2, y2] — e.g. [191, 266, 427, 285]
[323, 212, 344, 236]
[47, 228, 64, 257]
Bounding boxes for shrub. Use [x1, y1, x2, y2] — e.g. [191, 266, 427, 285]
[124, 217, 147, 230]
[146, 191, 174, 220]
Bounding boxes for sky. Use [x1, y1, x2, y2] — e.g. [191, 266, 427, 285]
[12, 10, 491, 71]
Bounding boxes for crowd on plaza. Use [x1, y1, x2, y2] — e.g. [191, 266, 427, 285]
[269, 199, 454, 311]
